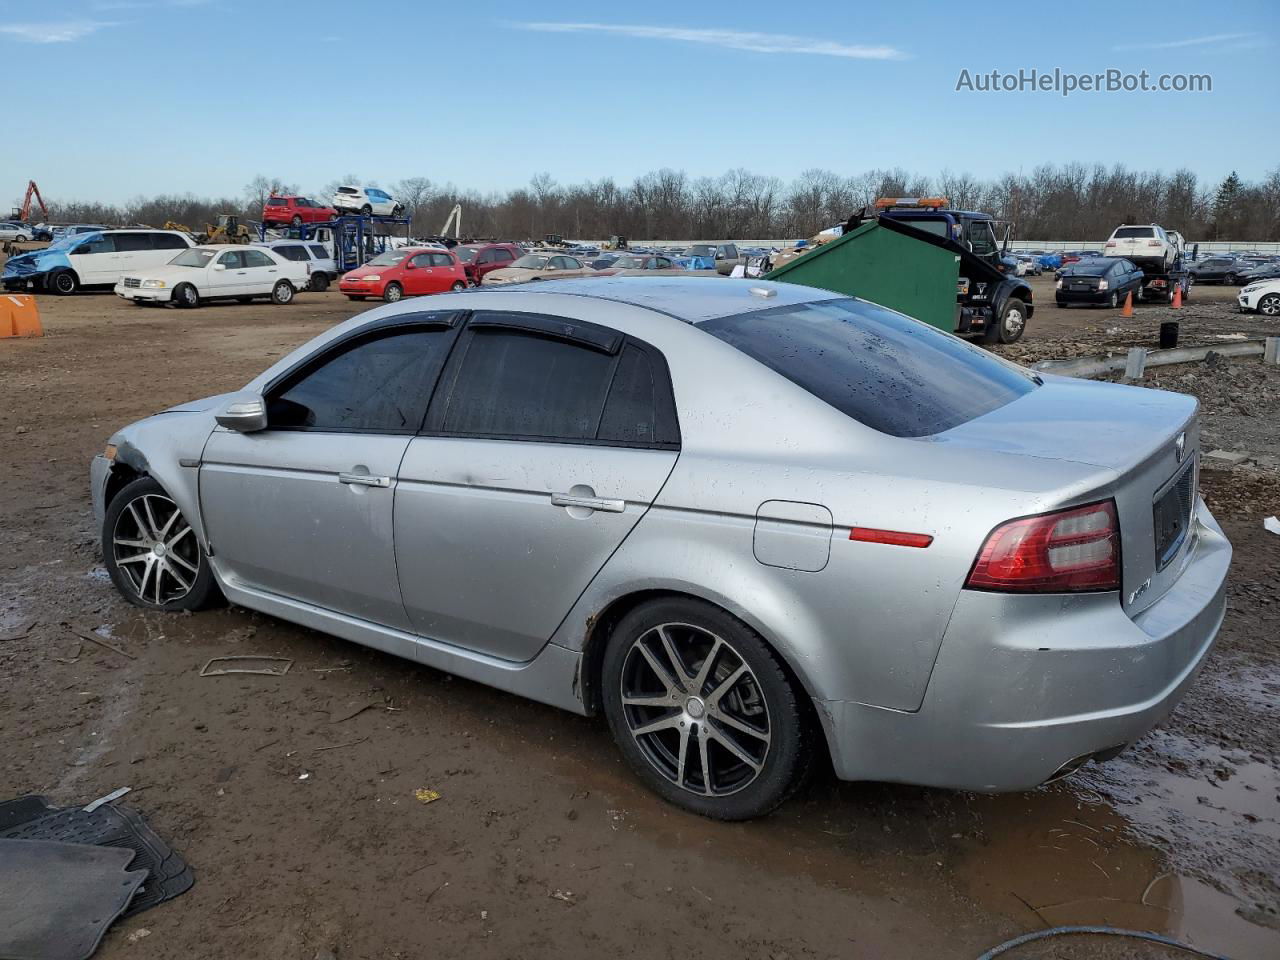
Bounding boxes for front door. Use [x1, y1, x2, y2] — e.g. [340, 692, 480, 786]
[68, 234, 117, 284]
[394, 311, 681, 661]
[402, 252, 436, 295]
[200, 316, 461, 628]
[212, 250, 249, 296]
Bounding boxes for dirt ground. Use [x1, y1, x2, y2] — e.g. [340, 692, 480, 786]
[1, 278, 1277, 960]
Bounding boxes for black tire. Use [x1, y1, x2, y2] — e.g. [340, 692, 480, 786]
[346, 295, 366, 301]
[985, 297, 1027, 344]
[271, 280, 295, 305]
[382, 282, 404, 303]
[173, 283, 199, 308]
[309, 273, 330, 292]
[600, 597, 815, 820]
[48, 269, 78, 295]
[1109, 290, 1120, 309]
[103, 476, 220, 612]
[360, 204, 372, 216]
[1258, 294, 1280, 317]
[291, 215, 303, 227]
[450, 280, 465, 292]
[1056, 299, 1067, 308]
[1225, 273, 1238, 285]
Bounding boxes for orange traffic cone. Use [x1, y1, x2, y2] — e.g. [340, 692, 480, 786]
[1121, 291, 1134, 317]
[1172, 284, 1182, 309]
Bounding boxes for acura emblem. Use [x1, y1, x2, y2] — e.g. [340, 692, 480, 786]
[1174, 432, 1186, 463]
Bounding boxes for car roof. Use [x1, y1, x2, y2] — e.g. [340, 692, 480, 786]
[473, 276, 838, 324]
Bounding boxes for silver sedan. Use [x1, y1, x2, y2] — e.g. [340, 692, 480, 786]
[90, 277, 1230, 820]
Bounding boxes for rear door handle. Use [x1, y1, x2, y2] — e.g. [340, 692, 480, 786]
[339, 473, 390, 488]
[551, 492, 625, 513]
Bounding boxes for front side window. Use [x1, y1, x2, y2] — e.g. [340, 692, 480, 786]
[75, 235, 115, 254]
[269, 326, 455, 432]
[409, 253, 434, 268]
[218, 251, 245, 269]
[494, 249, 514, 262]
[700, 298, 1037, 438]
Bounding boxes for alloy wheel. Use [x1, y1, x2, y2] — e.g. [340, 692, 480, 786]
[1260, 295, 1280, 317]
[619, 622, 771, 797]
[111, 493, 200, 605]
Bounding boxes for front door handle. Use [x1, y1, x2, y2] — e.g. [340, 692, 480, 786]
[551, 491, 625, 513]
[339, 472, 390, 488]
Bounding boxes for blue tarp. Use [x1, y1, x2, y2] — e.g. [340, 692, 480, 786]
[1, 231, 99, 282]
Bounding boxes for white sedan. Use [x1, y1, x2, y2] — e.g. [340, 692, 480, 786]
[114, 244, 309, 308]
[1238, 278, 1280, 317]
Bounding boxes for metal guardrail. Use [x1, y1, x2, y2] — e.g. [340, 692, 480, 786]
[1033, 338, 1280, 379]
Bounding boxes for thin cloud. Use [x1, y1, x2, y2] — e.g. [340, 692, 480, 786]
[0, 20, 116, 43]
[1113, 32, 1251, 51]
[510, 22, 907, 60]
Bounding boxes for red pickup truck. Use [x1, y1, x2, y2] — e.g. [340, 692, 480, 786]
[263, 195, 336, 227]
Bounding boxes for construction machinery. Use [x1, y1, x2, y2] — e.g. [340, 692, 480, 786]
[203, 215, 251, 244]
[163, 220, 194, 234]
[11, 180, 48, 222]
[439, 204, 462, 239]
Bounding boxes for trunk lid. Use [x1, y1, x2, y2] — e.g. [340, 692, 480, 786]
[937, 375, 1199, 617]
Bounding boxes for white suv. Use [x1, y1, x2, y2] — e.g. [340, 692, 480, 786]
[1237, 277, 1280, 317]
[257, 239, 339, 291]
[1104, 224, 1180, 272]
[330, 185, 403, 217]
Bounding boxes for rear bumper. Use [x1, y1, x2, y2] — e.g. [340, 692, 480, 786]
[817, 498, 1231, 791]
[1056, 288, 1108, 303]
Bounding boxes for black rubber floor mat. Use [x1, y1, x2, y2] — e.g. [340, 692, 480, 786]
[0, 838, 147, 960]
[0, 796, 194, 917]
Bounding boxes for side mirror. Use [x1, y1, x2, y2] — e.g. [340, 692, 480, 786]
[215, 394, 268, 433]
[213, 263, 226, 271]
[404, 261, 417, 270]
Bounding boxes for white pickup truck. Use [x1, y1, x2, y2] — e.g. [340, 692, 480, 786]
[1104, 224, 1182, 272]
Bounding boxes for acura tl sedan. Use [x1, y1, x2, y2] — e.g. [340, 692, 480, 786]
[90, 277, 1230, 820]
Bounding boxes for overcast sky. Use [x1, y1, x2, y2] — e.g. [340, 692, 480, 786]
[5, 0, 1277, 204]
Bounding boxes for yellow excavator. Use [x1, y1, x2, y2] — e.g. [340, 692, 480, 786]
[202, 214, 251, 244]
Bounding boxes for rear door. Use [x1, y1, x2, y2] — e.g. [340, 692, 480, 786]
[240, 248, 282, 294]
[200, 315, 461, 628]
[394, 310, 681, 660]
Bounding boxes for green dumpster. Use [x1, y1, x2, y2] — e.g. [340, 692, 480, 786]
[764, 218, 960, 331]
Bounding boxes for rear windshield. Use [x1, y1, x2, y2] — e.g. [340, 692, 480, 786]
[700, 298, 1037, 438]
[1112, 227, 1155, 238]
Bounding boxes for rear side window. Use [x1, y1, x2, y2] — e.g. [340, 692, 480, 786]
[274, 245, 307, 261]
[269, 326, 455, 432]
[441, 330, 615, 440]
[113, 233, 151, 252]
[494, 249, 514, 262]
[242, 249, 275, 267]
[1113, 227, 1155, 239]
[153, 233, 188, 250]
[308, 245, 328, 258]
[700, 298, 1037, 438]
[429, 253, 453, 267]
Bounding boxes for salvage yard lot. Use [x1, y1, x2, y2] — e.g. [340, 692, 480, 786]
[1, 279, 1277, 959]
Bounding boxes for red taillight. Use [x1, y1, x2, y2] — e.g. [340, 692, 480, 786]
[850, 527, 933, 549]
[966, 500, 1120, 593]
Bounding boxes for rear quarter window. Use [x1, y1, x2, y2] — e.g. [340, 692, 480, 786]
[699, 298, 1037, 438]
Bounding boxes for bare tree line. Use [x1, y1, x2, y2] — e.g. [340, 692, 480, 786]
[29, 164, 1280, 242]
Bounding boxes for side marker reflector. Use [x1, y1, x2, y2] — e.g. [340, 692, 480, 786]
[849, 527, 933, 549]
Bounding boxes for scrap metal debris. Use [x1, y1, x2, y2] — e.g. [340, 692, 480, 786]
[414, 789, 442, 805]
[199, 656, 293, 677]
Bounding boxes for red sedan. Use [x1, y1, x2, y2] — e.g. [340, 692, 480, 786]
[339, 247, 468, 302]
[262, 195, 337, 226]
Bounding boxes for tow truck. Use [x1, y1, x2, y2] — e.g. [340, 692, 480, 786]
[872, 198, 1033, 343]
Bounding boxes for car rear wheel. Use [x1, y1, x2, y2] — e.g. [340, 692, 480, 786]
[1225, 273, 1238, 285]
[450, 281, 465, 292]
[271, 280, 295, 305]
[49, 270, 78, 295]
[382, 282, 403, 303]
[103, 477, 219, 611]
[291, 215, 303, 227]
[174, 283, 199, 308]
[1258, 294, 1280, 317]
[360, 204, 372, 216]
[601, 597, 814, 820]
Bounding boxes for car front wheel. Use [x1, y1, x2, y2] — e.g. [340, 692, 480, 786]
[1258, 293, 1280, 317]
[103, 477, 219, 611]
[174, 283, 199, 308]
[271, 280, 295, 304]
[601, 598, 814, 820]
[49, 270, 78, 295]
